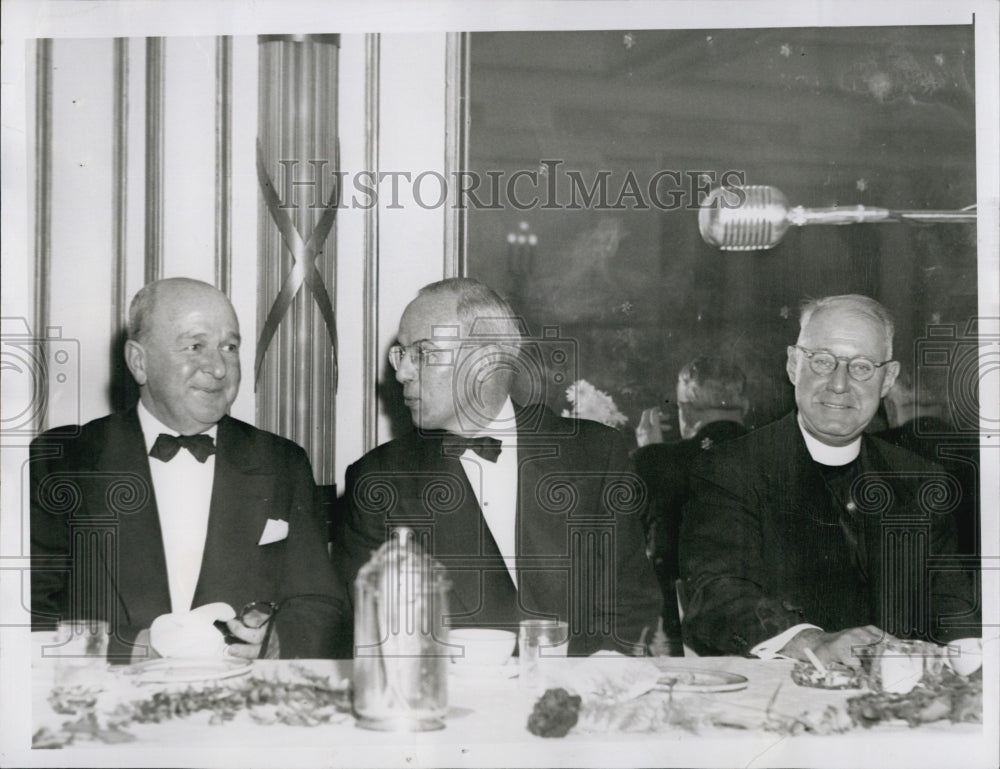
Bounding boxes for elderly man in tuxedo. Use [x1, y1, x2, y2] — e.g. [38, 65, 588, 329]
[679, 294, 978, 667]
[337, 278, 660, 655]
[31, 278, 345, 660]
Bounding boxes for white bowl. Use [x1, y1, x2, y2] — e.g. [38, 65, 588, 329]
[448, 629, 516, 666]
[946, 638, 983, 677]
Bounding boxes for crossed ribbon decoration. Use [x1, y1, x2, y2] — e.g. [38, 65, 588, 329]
[254, 139, 339, 390]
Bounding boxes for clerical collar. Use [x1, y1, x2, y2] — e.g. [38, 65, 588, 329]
[137, 400, 218, 453]
[796, 412, 861, 466]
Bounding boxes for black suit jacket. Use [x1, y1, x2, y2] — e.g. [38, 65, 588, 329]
[634, 420, 747, 632]
[30, 408, 347, 659]
[679, 412, 979, 656]
[335, 404, 661, 656]
[878, 417, 980, 556]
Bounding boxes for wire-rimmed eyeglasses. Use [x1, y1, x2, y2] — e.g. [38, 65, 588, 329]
[388, 340, 455, 371]
[793, 345, 892, 382]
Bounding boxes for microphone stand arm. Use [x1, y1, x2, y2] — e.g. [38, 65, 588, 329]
[790, 205, 977, 227]
[890, 209, 978, 223]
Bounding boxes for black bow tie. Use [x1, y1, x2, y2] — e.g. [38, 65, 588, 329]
[149, 433, 216, 463]
[442, 434, 502, 463]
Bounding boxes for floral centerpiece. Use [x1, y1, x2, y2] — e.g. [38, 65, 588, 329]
[561, 380, 628, 429]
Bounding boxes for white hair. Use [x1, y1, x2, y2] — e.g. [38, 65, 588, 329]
[798, 294, 895, 359]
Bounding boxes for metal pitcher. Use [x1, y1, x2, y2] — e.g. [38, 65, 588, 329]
[353, 527, 451, 731]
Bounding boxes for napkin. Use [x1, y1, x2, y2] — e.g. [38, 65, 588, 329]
[257, 518, 289, 546]
[149, 602, 235, 657]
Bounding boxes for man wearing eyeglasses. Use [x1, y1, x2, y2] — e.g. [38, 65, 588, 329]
[679, 294, 978, 667]
[336, 278, 661, 655]
[31, 278, 346, 661]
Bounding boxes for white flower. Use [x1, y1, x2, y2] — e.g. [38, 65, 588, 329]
[561, 379, 628, 429]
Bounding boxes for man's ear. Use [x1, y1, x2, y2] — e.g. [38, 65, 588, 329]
[880, 360, 900, 398]
[124, 339, 147, 386]
[785, 345, 799, 386]
[478, 343, 515, 371]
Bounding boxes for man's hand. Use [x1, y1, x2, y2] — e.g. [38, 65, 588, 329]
[781, 625, 887, 669]
[636, 407, 668, 447]
[222, 608, 280, 660]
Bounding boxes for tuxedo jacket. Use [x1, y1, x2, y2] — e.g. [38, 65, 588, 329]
[30, 408, 346, 659]
[679, 412, 979, 656]
[335, 404, 661, 656]
[636, 421, 748, 578]
[634, 420, 747, 632]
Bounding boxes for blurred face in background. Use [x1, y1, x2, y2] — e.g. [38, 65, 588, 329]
[676, 383, 697, 440]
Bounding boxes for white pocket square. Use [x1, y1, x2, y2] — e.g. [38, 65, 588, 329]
[257, 518, 289, 545]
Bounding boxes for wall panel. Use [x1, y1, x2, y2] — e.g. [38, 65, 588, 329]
[36, 35, 262, 430]
[122, 38, 148, 326]
[48, 38, 115, 428]
[376, 33, 450, 444]
[30, 32, 457, 488]
[161, 37, 217, 282]
[227, 35, 260, 426]
[333, 34, 370, 487]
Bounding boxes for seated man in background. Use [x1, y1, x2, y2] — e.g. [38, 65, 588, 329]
[679, 294, 978, 667]
[880, 367, 979, 556]
[31, 278, 346, 660]
[635, 357, 749, 655]
[336, 278, 661, 655]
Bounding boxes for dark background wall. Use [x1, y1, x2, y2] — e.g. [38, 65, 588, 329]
[465, 26, 978, 445]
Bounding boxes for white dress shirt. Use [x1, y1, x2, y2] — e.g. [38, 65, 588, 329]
[137, 402, 216, 613]
[750, 416, 862, 658]
[454, 397, 520, 588]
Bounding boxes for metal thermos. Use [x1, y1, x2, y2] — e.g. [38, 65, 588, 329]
[353, 527, 451, 731]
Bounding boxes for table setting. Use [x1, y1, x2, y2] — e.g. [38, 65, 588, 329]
[30, 642, 985, 752]
[28, 529, 988, 767]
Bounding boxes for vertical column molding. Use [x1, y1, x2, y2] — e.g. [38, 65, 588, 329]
[362, 33, 380, 454]
[215, 36, 233, 296]
[443, 32, 470, 279]
[32, 38, 53, 434]
[111, 39, 129, 331]
[257, 35, 340, 483]
[110, 38, 131, 412]
[144, 38, 165, 284]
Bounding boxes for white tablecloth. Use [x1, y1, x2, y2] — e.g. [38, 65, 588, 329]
[30, 653, 985, 769]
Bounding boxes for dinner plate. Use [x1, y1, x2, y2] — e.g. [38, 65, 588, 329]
[653, 668, 748, 693]
[120, 657, 253, 684]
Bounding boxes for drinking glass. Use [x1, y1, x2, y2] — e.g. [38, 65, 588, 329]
[35, 619, 110, 687]
[518, 619, 569, 691]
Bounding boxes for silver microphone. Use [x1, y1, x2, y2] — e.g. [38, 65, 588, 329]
[699, 185, 977, 251]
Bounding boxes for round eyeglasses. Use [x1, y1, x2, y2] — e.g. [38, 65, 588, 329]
[794, 345, 892, 382]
